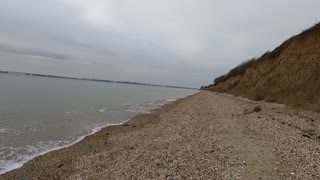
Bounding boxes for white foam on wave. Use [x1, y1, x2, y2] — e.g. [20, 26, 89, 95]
[143, 101, 154, 105]
[166, 98, 177, 102]
[0, 128, 10, 133]
[98, 108, 106, 113]
[0, 122, 123, 175]
[126, 109, 149, 113]
[0, 95, 187, 175]
[0, 141, 68, 174]
[65, 110, 77, 115]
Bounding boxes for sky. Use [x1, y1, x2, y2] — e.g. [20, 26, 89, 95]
[0, 1, 319, 88]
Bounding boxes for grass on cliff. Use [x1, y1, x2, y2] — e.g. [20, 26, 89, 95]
[214, 38, 294, 86]
[214, 58, 256, 85]
[213, 22, 320, 86]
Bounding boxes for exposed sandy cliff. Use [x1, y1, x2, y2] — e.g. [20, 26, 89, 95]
[207, 23, 320, 112]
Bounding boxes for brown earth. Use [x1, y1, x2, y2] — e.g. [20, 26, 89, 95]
[209, 24, 320, 112]
[1, 91, 320, 179]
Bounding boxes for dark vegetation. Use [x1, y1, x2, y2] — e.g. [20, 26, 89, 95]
[213, 58, 256, 85]
[213, 41, 291, 86]
[300, 21, 320, 36]
[213, 22, 320, 86]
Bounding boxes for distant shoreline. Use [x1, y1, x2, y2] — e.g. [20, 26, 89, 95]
[0, 70, 198, 90]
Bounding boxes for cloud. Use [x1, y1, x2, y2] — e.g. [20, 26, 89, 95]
[62, 0, 115, 27]
[0, 43, 73, 61]
[0, 0, 320, 87]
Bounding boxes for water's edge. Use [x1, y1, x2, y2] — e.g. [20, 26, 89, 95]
[0, 97, 185, 175]
[0, 122, 124, 175]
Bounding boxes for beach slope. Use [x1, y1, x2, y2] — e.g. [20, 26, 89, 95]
[1, 91, 320, 179]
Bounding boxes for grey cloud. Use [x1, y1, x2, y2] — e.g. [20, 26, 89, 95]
[0, 43, 72, 61]
[0, 0, 320, 87]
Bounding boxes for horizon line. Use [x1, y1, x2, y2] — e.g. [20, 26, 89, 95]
[0, 70, 198, 90]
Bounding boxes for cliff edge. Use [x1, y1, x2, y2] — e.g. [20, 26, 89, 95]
[206, 23, 320, 112]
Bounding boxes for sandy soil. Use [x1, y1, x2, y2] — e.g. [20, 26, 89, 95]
[210, 25, 320, 112]
[1, 91, 320, 179]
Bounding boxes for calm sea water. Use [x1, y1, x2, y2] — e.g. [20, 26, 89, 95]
[0, 73, 197, 174]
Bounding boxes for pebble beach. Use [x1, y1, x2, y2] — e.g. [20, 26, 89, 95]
[1, 91, 320, 179]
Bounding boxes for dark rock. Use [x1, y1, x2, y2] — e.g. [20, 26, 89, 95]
[204, 150, 214, 153]
[302, 134, 311, 139]
[253, 106, 262, 112]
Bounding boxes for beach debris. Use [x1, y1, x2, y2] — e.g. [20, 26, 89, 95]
[57, 163, 64, 168]
[253, 106, 262, 112]
[243, 106, 262, 115]
[302, 134, 311, 139]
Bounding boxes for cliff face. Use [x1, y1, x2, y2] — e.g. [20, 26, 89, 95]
[209, 23, 320, 112]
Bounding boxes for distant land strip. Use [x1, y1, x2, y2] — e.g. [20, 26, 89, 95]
[0, 70, 198, 90]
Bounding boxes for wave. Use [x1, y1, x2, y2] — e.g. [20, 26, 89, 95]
[0, 122, 123, 175]
[126, 109, 149, 113]
[165, 98, 177, 102]
[0, 95, 188, 174]
[98, 109, 106, 113]
[0, 128, 10, 134]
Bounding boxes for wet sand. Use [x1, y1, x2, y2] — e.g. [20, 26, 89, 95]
[1, 91, 320, 179]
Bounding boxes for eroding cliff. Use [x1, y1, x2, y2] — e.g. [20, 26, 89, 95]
[208, 23, 320, 112]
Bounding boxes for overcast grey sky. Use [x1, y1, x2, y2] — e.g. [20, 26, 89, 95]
[0, 1, 319, 87]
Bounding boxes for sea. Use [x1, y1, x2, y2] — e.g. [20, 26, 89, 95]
[0, 73, 197, 174]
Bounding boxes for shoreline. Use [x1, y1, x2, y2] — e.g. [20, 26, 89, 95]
[1, 91, 320, 179]
[0, 94, 191, 175]
[0, 122, 124, 175]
